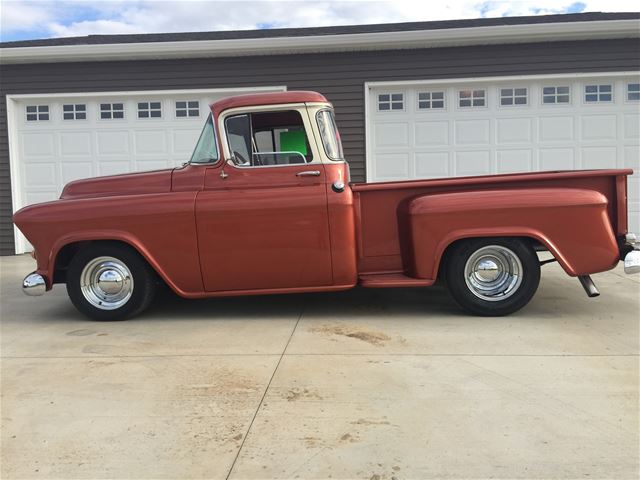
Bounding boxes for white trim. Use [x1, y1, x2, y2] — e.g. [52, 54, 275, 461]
[2, 19, 638, 64]
[6, 85, 287, 254]
[364, 70, 640, 183]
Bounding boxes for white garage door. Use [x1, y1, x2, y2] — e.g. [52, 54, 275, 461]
[8, 86, 285, 253]
[367, 73, 640, 233]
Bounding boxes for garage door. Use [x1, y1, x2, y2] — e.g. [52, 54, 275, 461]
[367, 73, 640, 233]
[8, 86, 285, 253]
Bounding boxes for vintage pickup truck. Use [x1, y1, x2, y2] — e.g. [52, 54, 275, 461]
[14, 91, 640, 320]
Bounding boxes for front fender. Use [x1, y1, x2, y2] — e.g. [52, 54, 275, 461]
[401, 188, 619, 279]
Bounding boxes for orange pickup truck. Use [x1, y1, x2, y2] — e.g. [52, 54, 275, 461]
[14, 91, 639, 320]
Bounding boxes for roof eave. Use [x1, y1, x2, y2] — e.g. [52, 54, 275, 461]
[1, 19, 638, 65]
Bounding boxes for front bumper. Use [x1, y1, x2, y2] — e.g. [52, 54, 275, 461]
[622, 234, 640, 275]
[22, 272, 46, 296]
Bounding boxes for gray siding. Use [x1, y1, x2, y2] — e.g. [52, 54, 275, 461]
[1, 39, 639, 254]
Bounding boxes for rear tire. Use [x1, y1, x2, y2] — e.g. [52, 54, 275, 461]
[66, 243, 156, 321]
[444, 238, 540, 316]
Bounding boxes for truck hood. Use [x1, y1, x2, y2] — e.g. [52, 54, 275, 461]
[60, 168, 173, 200]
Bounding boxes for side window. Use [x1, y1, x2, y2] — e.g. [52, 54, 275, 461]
[225, 110, 312, 167]
[189, 114, 218, 164]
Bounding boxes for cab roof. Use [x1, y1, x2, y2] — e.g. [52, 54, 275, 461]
[210, 91, 330, 113]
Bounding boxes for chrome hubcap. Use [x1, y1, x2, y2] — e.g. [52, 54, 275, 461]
[80, 256, 133, 310]
[464, 245, 522, 302]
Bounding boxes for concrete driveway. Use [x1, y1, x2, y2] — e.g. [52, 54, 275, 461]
[1, 254, 638, 479]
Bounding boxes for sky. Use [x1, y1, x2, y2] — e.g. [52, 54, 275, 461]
[0, 0, 638, 43]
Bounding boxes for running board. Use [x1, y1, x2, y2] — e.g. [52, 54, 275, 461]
[358, 273, 433, 288]
[578, 275, 600, 298]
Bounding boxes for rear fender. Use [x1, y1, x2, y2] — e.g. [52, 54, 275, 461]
[401, 188, 619, 279]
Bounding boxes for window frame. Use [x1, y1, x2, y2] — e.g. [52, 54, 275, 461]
[541, 85, 571, 106]
[62, 103, 87, 121]
[626, 83, 640, 102]
[498, 87, 528, 107]
[457, 88, 487, 109]
[220, 107, 317, 169]
[175, 100, 200, 119]
[417, 90, 446, 111]
[25, 105, 50, 122]
[137, 101, 163, 119]
[99, 102, 125, 120]
[377, 92, 405, 112]
[188, 113, 220, 165]
[583, 84, 613, 104]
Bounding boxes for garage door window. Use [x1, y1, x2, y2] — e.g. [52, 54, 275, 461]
[500, 88, 528, 106]
[627, 83, 640, 101]
[176, 101, 200, 118]
[459, 89, 485, 108]
[378, 93, 404, 111]
[138, 102, 162, 118]
[584, 84, 612, 103]
[542, 86, 570, 104]
[26, 105, 49, 121]
[418, 91, 445, 109]
[100, 103, 124, 119]
[63, 104, 86, 120]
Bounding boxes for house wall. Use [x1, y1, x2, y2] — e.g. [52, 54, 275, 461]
[1, 38, 639, 254]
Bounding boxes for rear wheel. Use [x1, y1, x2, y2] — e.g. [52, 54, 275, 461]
[66, 243, 156, 321]
[444, 238, 540, 316]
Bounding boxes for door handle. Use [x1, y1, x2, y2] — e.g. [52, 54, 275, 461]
[296, 170, 321, 177]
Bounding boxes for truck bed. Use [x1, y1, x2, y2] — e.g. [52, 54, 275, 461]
[352, 169, 632, 276]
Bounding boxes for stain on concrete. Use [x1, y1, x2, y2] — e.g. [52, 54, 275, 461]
[66, 329, 95, 336]
[339, 433, 359, 443]
[351, 418, 391, 426]
[285, 388, 323, 402]
[311, 325, 393, 346]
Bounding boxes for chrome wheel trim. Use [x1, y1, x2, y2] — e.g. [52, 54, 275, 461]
[464, 245, 523, 302]
[80, 256, 134, 310]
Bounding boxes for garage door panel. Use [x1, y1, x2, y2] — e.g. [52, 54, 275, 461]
[497, 149, 533, 173]
[496, 118, 532, 144]
[22, 133, 56, 157]
[24, 163, 57, 187]
[96, 131, 130, 155]
[172, 130, 200, 154]
[415, 152, 449, 177]
[375, 153, 409, 179]
[60, 132, 92, 156]
[134, 130, 167, 155]
[415, 122, 448, 146]
[98, 162, 131, 177]
[582, 146, 617, 169]
[623, 115, 639, 139]
[539, 116, 574, 142]
[539, 148, 575, 170]
[61, 162, 94, 184]
[454, 119, 490, 145]
[580, 115, 617, 141]
[374, 123, 409, 147]
[455, 151, 491, 176]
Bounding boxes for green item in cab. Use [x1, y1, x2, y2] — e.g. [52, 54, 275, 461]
[280, 130, 308, 155]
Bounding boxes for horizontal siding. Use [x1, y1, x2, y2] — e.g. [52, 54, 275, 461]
[1, 38, 639, 255]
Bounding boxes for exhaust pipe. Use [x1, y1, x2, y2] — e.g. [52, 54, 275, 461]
[578, 275, 600, 298]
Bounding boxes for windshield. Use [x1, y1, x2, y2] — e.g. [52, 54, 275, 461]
[316, 109, 344, 161]
[190, 114, 218, 164]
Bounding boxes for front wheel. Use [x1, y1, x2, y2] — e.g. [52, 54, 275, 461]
[66, 244, 156, 321]
[444, 238, 540, 316]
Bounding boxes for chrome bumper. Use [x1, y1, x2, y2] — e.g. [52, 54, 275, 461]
[623, 233, 640, 275]
[22, 272, 46, 296]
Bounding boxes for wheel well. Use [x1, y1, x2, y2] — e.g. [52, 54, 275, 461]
[437, 236, 546, 280]
[53, 240, 147, 284]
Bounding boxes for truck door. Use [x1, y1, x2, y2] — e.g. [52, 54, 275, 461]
[195, 107, 333, 292]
